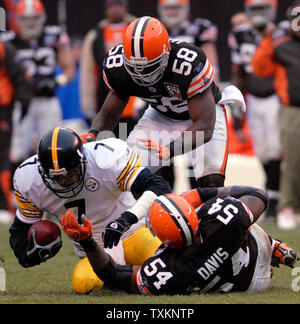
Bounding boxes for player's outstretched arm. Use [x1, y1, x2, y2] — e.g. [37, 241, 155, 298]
[61, 211, 140, 293]
[80, 92, 130, 143]
[90, 92, 129, 135]
[182, 186, 268, 223]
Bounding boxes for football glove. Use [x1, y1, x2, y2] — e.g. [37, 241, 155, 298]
[271, 240, 299, 268]
[61, 210, 92, 241]
[26, 229, 62, 268]
[102, 212, 137, 249]
[80, 132, 96, 144]
[139, 138, 170, 160]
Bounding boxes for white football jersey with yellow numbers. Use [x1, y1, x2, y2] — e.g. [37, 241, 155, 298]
[13, 138, 145, 244]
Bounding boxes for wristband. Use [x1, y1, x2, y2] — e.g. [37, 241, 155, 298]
[79, 235, 99, 253]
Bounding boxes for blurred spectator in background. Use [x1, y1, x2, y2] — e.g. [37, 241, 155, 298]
[157, 0, 220, 189]
[228, 0, 282, 221]
[0, 41, 32, 223]
[252, 0, 300, 230]
[158, 0, 220, 83]
[80, 0, 137, 138]
[2, 0, 75, 170]
[227, 12, 255, 157]
[55, 36, 89, 135]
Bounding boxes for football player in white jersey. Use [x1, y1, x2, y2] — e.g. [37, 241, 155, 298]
[9, 127, 171, 294]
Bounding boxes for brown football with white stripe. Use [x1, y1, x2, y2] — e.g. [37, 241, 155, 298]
[27, 220, 61, 246]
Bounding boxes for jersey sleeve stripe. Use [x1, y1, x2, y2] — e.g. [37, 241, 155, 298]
[15, 191, 43, 218]
[188, 61, 213, 91]
[116, 149, 135, 185]
[15, 198, 43, 217]
[118, 154, 143, 192]
[15, 190, 32, 203]
[187, 65, 214, 98]
[136, 268, 153, 295]
[124, 161, 144, 192]
[189, 60, 210, 87]
[103, 70, 114, 92]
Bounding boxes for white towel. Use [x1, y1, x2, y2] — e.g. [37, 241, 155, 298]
[218, 85, 247, 113]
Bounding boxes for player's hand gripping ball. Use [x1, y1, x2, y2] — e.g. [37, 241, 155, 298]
[26, 220, 62, 267]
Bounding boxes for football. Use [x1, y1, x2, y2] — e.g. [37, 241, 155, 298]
[27, 220, 61, 246]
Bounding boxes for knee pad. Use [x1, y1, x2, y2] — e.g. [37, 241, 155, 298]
[197, 174, 225, 188]
[123, 225, 162, 265]
[72, 257, 104, 294]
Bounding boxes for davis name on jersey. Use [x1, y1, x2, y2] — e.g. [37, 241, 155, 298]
[103, 40, 221, 120]
[13, 138, 144, 244]
[137, 197, 258, 295]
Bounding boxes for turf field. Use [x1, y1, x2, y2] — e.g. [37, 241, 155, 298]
[1, 155, 299, 305]
[0, 222, 299, 305]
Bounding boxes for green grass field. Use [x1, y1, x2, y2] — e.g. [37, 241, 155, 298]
[0, 222, 299, 304]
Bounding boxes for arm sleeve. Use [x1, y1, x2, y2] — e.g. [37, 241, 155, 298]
[9, 216, 31, 268]
[130, 168, 171, 200]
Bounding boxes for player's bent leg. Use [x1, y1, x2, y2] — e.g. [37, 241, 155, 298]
[72, 257, 104, 294]
[123, 225, 162, 265]
[191, 104, 229, 188]
[247, 224, 272, 293]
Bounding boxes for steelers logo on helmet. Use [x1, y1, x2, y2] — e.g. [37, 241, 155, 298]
[37, 127, 87, 198]
[123, 16, 170, 87]
[146, 193, 199, 249]
[16, 0, 46, 39]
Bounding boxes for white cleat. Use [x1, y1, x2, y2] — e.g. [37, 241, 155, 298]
[277, 208, 297, 230]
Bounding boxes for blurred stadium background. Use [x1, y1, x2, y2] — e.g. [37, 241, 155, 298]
[0, 0, 292, 82]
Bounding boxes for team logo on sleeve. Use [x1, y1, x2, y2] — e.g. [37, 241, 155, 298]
[194, 62, 204, 74]
[85, 178, 100, 192]
[164, 83, 182, 100]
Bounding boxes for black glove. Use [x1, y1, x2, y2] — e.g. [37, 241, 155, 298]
[25, 229, 62, 268]
[102, 212, 138, 249]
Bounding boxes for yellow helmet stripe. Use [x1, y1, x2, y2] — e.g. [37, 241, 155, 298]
[51, 127, 61, 171]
